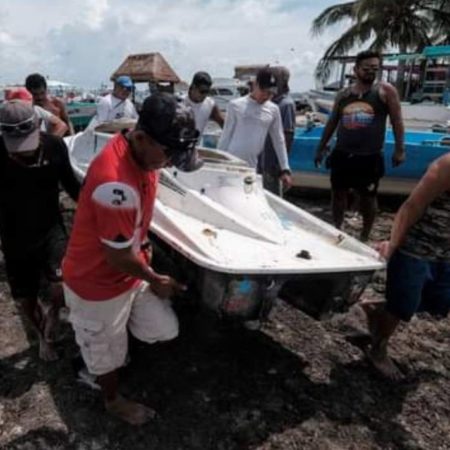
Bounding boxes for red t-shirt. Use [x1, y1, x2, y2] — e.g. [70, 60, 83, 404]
[62, 132, 159, 300]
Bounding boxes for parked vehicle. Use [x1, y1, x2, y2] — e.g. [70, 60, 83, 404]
[210, 78, 247, 111]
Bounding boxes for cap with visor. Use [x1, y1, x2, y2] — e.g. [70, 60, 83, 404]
[0, 100, 40, 153]
[137, 93, 201, 171]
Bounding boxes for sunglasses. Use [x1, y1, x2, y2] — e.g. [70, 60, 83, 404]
[359, 66, 380, 72]
[164, 129, 200, 158]
[0, 116, 36, 135]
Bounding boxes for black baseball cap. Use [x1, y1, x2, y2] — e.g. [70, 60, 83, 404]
[137, 93, 201, 171]
[192, 71, 212, 88]
[256, 67, 277, 92]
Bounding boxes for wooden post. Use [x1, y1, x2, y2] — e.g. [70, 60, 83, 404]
[404, 59, 414, 101]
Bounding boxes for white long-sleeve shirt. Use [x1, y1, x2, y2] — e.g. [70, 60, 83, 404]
[217, 95, 290, 171]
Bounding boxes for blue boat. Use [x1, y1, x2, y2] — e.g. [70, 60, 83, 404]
[201, 125, 450, 195]
[290, 126, 450, 195]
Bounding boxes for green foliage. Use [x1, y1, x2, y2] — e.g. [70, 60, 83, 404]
[312, 0, 450, 84]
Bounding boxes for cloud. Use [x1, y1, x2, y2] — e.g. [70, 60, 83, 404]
[0, 0, 346, 91]
[82, 0, 109, 30]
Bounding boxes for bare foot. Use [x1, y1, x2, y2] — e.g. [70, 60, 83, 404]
[105, 395, 156, 426]
[38, 337, 59, 361]
[368, 349, 404, 381]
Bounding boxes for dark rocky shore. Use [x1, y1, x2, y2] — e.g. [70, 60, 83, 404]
[0, 192, 449, 450]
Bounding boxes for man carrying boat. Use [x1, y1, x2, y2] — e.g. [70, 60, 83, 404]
[258, 66, 296, 196]
[25, 73, 73, 136]
[183, 71, 224, 135]
[364, 152, 450, 379]
[218, 67, 292, 190]
[0, 100, 81, 361]
[62, 93, 199, 425]
[314, 50, 405, 241]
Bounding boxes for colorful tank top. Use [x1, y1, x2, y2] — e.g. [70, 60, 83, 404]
[401, 191, 450, 261]
[335, 85, 388, 155]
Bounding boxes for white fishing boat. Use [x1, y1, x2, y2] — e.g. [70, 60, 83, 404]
[65, 128, 384, 321]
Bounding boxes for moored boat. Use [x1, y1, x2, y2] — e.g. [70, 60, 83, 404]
[290, 125, 450, 195]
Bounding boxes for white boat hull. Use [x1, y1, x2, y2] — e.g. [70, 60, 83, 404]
[66, 129, 384, 320]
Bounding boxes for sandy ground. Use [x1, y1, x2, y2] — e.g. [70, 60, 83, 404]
[0, 191, 449, 450]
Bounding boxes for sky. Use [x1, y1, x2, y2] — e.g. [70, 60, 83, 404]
[0, 0, 350, 92]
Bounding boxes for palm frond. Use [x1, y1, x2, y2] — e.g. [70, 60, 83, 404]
[312, 0, 450, 86]
[311, 2, 356, 36]
[315, 20, 374, 83]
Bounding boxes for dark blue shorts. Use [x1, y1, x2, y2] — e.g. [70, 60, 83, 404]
[386, 250, 450, 321]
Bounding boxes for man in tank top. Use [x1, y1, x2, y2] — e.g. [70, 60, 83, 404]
[314, 50, 405, 241]
[183, 71, 224, 136]
[363, 152, 450, 380]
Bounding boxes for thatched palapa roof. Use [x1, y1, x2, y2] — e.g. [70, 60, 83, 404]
[111, 53, 181, 84]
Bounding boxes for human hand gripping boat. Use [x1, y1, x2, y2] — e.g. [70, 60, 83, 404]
[65, 123, 384, 323]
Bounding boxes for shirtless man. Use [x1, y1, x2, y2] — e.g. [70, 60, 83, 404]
[365, 152, 450, 379]
[25, 73, 73, 135]
[7, 87, 68, 137]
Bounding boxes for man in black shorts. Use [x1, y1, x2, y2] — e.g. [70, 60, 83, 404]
[0, 100, 80, 360]
[314, 50, 405, 241]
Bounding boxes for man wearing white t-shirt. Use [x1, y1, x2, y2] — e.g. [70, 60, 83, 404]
[183, 71, 223, 135]
[90, 76, 138, 127]
[218, 68, 292, 189]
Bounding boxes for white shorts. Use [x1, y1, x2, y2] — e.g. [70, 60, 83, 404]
[63, 282, 179, 376]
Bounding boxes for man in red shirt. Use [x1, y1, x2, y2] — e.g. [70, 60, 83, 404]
[63, 93, 199, 425]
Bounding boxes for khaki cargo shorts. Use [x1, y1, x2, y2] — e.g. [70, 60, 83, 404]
[63, 282, 179, 376]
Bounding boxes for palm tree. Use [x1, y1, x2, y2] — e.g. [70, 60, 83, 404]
[311, 0, 450, 96]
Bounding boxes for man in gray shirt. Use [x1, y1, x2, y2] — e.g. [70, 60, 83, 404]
[259, 67, 296, 196]
[218, 67, 292, 190]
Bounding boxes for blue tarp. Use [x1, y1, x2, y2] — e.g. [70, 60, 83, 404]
[385, 53, 422, 61]
[423, 45, 450, 58]
[385, 46, 450, 61]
